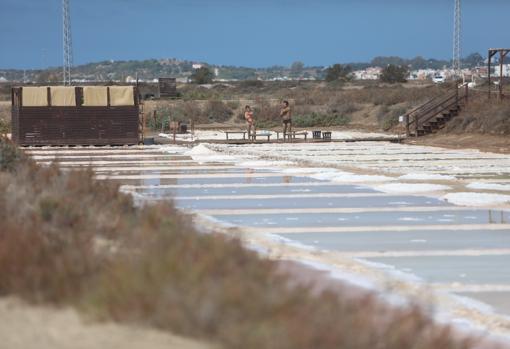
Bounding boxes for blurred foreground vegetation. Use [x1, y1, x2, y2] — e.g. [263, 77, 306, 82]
[0, 138, 474, 349]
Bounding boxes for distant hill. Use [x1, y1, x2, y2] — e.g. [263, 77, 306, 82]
[0, 53, 486, 83]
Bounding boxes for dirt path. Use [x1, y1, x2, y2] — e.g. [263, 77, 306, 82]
[0, 297, 214, 349]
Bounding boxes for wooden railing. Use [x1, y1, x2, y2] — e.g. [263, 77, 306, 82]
[404, 83, 469, 137]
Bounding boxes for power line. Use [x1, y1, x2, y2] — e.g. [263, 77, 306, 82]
[453, 0, 461, 76]
[63, 0, 73, 85]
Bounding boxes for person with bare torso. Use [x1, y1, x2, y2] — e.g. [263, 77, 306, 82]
[280, 100, 292, 141]
[244, 105, 255, 140]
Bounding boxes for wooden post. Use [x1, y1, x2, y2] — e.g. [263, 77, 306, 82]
[47, 87, 51, 107]
[456, 83, 459, 106]
[405, 115, 410, 137]
[465, 83, 469, 105]
[500, 51, 508, 100]
[173, 120, 176, 144]
[189, 119, 195, 135]
[499, 51, 504, 101]
[488, 49, 492, 100]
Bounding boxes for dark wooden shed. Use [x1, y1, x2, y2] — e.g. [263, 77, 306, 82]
[158, 78, 178, 98]
[11, 86, 141, 146]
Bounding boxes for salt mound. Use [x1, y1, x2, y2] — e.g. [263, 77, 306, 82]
[185, 144, 216, 156]
[279, 167, 395, 183]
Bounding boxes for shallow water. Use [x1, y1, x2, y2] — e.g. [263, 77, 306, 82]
[108, 175, 324, 187]
[212, 210, 509, 228]
[134, 184, 378, 198]
[175, 195, 448, 210]
[278, 229, 510, 252]
[94, 168, 267, 175]
[23, 143, 510, 324]
[365, 255, 510, 285]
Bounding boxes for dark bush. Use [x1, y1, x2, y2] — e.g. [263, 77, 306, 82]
[325, 64, 352, 82]
[380, 65, 409, 84]
[240, 80, 264, 88]
[191, 67, 214, 84]
[294, 113, 351, 127]
[381, 107, 407, 131]
[204, 100, 233, 123]
[0, 118, 10, 135]
[0, 138, 22, 172]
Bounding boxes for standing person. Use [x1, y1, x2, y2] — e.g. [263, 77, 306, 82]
[244, 105, 255, 140]
[280, 100, 292, 141]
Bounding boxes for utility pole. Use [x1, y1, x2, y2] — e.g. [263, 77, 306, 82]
[62, 0, 73, 85]
[453, 0, 461, 78]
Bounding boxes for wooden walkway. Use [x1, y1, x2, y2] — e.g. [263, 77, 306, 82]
[153, 135, 402, 146]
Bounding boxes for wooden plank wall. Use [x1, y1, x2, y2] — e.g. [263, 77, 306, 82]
[11, 87, 140, 146]
[158, 78, 178, 98]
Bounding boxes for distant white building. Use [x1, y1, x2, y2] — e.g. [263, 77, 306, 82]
[492, 64, 510, 77]
[214, 68, 219, 77]
[353, 67, 382, 80]
[192, 63, 203, 70]
[176, 77, 189, 83]
[0, 76, 7, 82]
[409, 69, 436, 80]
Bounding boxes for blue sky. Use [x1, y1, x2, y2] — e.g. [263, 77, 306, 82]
[1, 0, 509, 69]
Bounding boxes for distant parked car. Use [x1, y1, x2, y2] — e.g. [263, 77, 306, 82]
[432, 75, 445, 84]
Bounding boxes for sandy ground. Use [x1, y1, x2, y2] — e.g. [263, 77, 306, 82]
[405, 133, 510, 155]
[0, 297, 213, 349]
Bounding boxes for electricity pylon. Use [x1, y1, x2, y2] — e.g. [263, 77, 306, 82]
[63, 0, 73, 85]
[453, 0, 461, 77]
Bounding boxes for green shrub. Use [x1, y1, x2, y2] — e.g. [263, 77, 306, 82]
[324, 64, 352, 82]
[252, 98, 281, 128]
[0, 118, 10, 135]
[190, 67, 214, 84]
[148, 102, 204, 130]
[240, 80, 264, 88]
[226, 100, 241, 110]
[379, 107, 407, 131]
[294, 113, 351, 127]
[0, 138, 22, 172]
[380, 64, 409, 83]
[204, 100, 233, 123]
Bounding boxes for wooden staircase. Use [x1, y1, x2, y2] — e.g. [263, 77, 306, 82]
[404, 84, 469, 137]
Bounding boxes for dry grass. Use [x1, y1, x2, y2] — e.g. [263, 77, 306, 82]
[0, 102, 10, 134]
[145, 99, 236, 129]
[0, 139, 474, 349]
[143, 82, 446, 131]
[445, 94, 510, 134]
